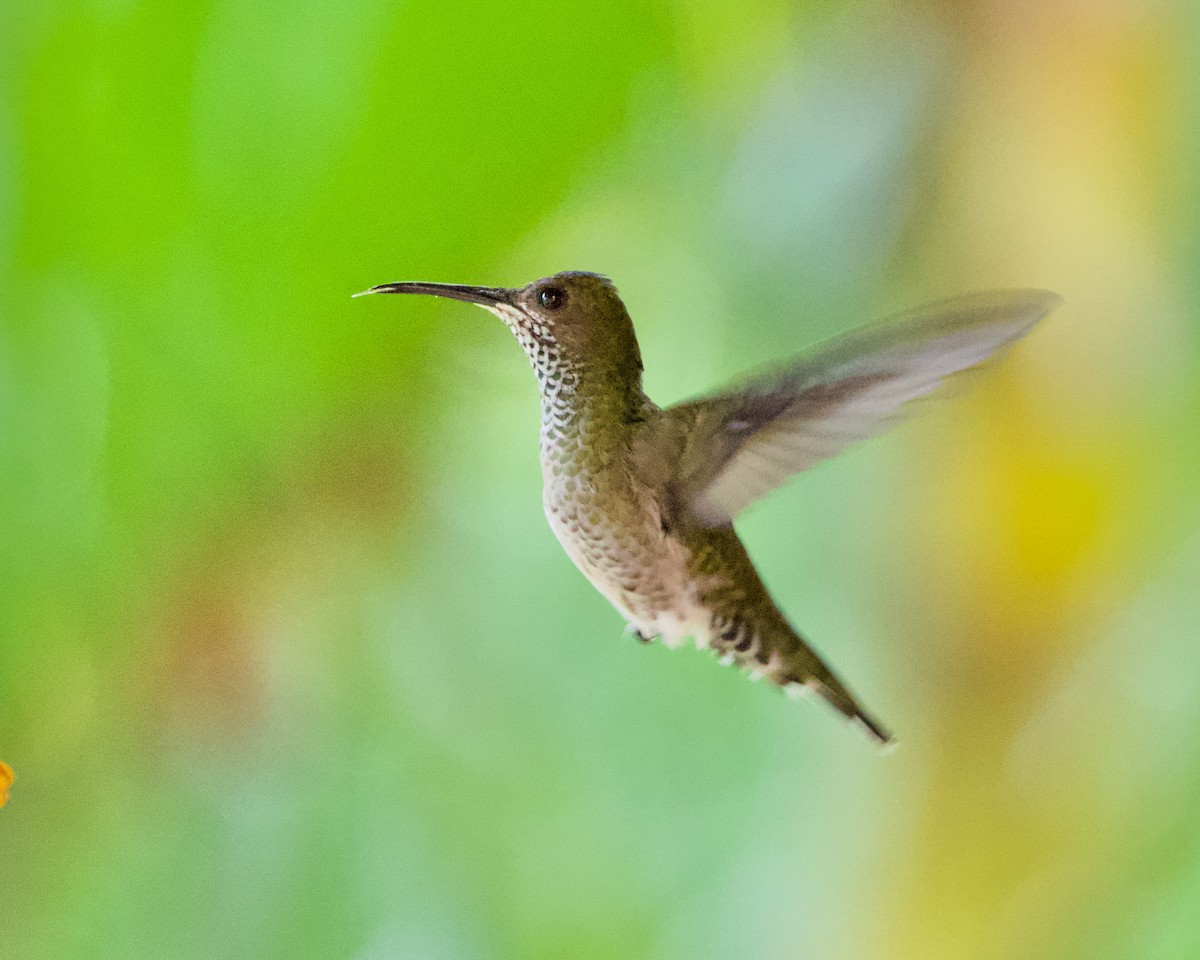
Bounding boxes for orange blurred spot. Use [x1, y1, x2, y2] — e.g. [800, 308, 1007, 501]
[0, 760, 12, 808]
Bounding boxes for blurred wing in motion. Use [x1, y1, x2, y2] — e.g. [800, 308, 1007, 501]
[649, 290, 1061, 526]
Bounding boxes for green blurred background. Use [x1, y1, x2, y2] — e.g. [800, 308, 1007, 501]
[3, 1, 1199, 957]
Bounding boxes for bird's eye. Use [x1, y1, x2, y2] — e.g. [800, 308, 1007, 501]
[538, 286, 566, 310]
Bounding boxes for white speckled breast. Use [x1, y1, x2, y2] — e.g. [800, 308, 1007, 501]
[539, 398, 711, 647]
[498, 300, 715, 647]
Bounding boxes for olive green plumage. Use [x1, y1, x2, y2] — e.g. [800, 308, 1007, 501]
[357, 272, 1060, 745]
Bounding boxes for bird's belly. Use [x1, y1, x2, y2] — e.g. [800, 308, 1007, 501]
[543, 489, 710, 648]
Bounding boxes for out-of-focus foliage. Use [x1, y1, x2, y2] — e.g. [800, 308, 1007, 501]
[2, 1, 1198, 958]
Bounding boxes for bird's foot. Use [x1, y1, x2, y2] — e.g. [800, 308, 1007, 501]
[624, 624, 656, 644]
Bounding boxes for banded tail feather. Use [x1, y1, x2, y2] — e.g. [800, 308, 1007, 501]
[710, 613, 894, 746]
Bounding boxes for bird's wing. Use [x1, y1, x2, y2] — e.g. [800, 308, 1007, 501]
[646, 290, 1060, 526]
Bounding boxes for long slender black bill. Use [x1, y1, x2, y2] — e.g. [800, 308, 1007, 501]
[352, 281, 512, 306]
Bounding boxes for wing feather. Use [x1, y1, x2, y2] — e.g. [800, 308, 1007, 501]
[646, 290, 1060, 525]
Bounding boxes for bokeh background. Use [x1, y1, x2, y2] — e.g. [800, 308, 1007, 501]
[3, 0, 1199, 957]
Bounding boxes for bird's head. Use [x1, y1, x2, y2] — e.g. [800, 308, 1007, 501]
[356, 271, 643, 388]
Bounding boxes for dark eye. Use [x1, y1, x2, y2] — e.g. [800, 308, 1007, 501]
[538, 286, 566, 310]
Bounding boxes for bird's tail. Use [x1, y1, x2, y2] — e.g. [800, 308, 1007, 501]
[803, 668, 895, 747]
[746, 623, 895, 747]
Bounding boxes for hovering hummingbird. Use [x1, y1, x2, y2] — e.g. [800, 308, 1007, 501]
[356, 273, 1059, 744]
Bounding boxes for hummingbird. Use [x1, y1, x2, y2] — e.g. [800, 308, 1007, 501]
[356, 272, 1059, 744]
